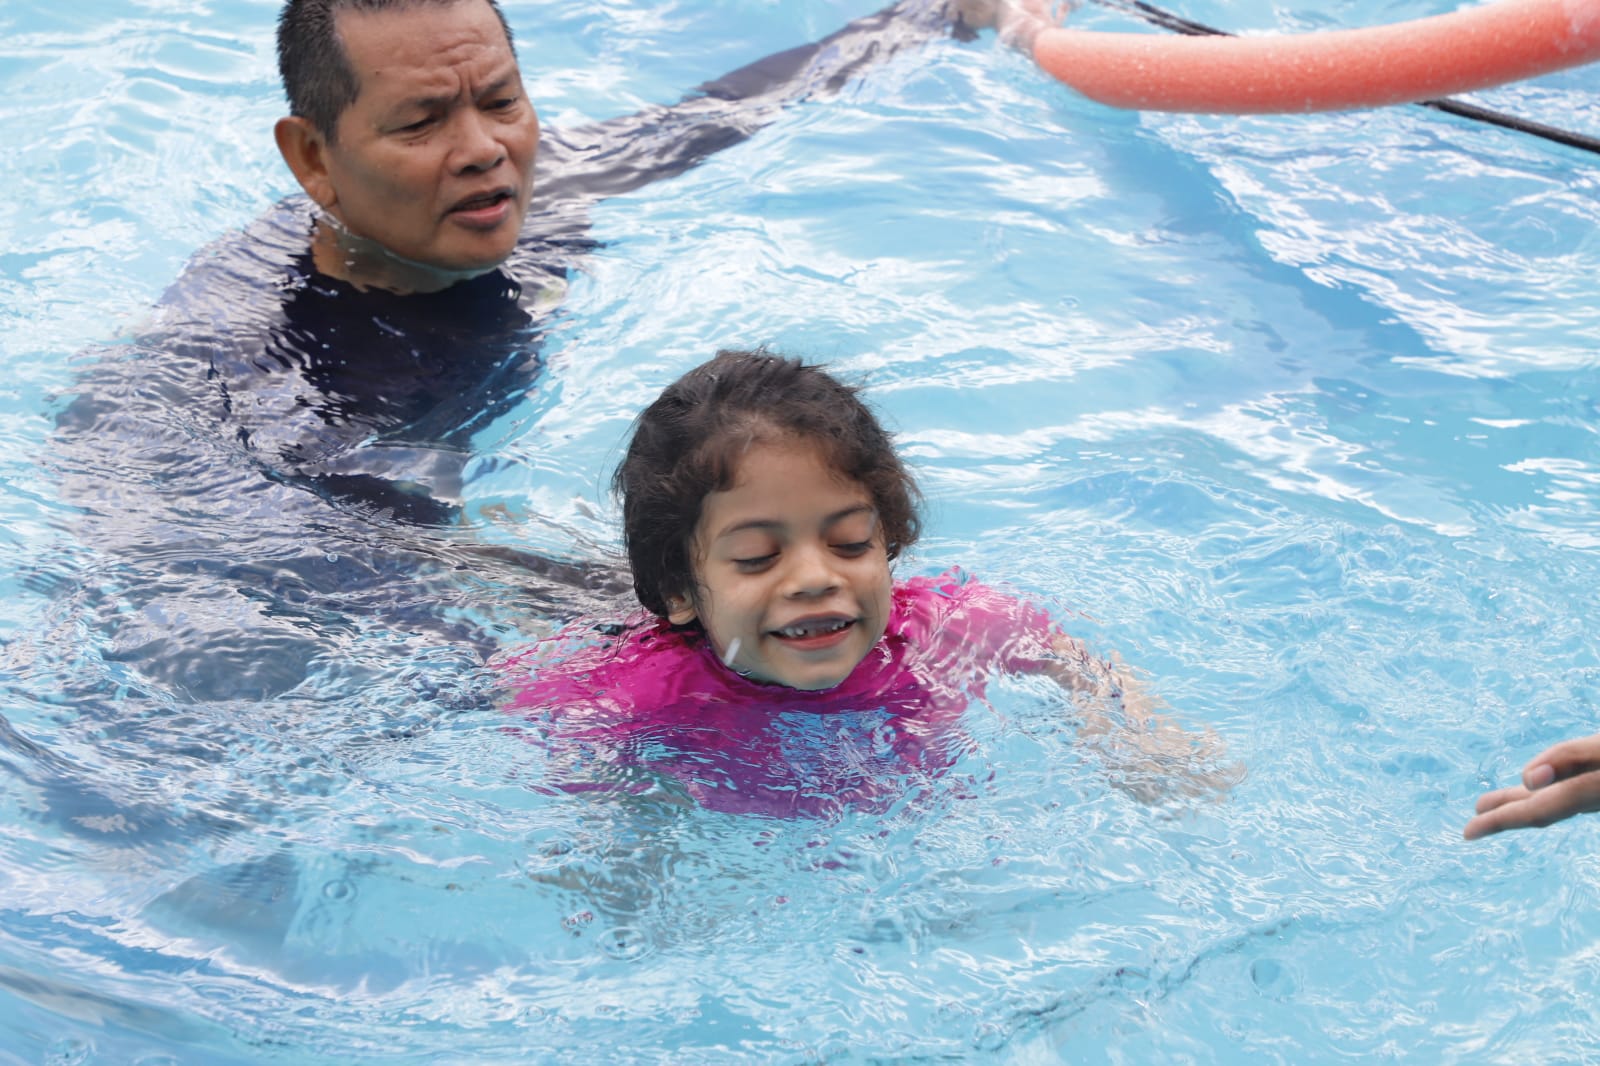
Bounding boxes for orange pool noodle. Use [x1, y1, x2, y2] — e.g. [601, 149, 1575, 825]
[1032, 0, 1600, 113]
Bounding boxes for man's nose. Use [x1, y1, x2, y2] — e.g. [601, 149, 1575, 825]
[450, 110, 507, 173]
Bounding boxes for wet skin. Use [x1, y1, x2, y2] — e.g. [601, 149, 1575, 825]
[274, 0, 541, 292]
[669, 440, 894, 691]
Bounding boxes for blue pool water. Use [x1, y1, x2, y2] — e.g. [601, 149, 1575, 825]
[4, 0, 1600, 1061]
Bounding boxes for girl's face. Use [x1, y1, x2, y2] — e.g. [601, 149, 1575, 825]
[668, 438, 893, 691]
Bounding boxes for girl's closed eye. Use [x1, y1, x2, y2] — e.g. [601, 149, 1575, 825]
[720, 532, 780, 572]
[733, 552, 778, 572]
[828, 511, 879, 558]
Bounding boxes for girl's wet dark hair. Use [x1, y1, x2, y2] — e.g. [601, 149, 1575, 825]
[615, 349, 922, 620]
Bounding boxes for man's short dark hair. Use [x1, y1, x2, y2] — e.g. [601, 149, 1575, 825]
[277, 0, 515, 140]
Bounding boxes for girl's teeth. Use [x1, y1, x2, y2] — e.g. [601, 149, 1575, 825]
[777, 619, 847, 638]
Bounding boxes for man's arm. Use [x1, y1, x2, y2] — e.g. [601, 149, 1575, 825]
[531, 0, 979, 207]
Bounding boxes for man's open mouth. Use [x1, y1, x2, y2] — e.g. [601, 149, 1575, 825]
[449, 189, 513, 214]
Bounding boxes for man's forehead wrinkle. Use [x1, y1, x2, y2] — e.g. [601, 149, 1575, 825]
[376, 65, 508, 106]
[359, 50, 517, 110]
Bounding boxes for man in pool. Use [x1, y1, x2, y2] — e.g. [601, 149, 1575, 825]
[58, 0, 995, 525]
[46, 0, 1005, 699]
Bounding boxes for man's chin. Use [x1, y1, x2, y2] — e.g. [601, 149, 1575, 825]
[311, 219, 516, 293]
[397, 224, 523, 279]
[426, 241, 517, 277]
[376, 239, 518, 292]
[440, 216, 525, 267]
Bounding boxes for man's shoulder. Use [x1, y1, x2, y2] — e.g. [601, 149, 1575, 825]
[153, 197, 316, 326]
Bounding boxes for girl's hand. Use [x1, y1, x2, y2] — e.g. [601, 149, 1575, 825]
[1464, 733, 1600, 839]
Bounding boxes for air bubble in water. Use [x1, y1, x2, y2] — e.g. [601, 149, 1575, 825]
[598, 926, 653, 961]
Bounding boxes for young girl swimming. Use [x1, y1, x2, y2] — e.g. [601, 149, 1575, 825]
[502, 349, 1229, 815]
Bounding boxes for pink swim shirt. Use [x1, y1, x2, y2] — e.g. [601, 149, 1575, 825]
[500, 569, 1067, 816]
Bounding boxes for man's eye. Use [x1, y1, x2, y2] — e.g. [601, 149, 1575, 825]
[395, 117, 433, 134]
[485, 96, 518, 112]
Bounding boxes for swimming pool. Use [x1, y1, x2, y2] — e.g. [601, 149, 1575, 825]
[3, 0, 1599, 1060]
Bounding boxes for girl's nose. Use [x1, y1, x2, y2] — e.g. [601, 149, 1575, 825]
[781, 543, 841, 598]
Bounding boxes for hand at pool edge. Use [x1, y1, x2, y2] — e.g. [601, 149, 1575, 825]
[1463, 732, 1600, 840]
[950, 0, 1073, 51]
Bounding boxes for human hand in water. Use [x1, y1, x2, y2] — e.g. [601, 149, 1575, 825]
[951, 0, 1075, 50]
[1048, 636, 1243, 804]
[1463, 733, 1600, 839]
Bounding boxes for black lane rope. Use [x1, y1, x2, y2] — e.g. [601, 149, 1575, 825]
[1087, 0, 1600, 156]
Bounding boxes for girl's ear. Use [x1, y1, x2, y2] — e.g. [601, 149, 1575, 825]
[666, 594, 697, 626]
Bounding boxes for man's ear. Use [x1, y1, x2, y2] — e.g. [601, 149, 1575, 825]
[274, 116, 338, 211]
[666, 594, 697, 627]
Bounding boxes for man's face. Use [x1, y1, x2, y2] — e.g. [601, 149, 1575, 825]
[316, 0, 539, 274]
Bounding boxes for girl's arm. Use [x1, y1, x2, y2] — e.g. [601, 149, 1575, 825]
[1041, 634, 1241, 803]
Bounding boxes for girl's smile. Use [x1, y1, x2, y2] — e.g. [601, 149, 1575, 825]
[668, 439, 893, 691]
